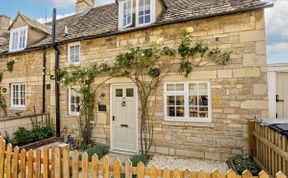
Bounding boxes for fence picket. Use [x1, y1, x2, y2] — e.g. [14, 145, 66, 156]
[72, 150, 79, 178]
[259, 171, 269, 178]
[82, 152, 89, 178]
[20, 149, 26, 178]
[12, 146, 19, 178]
[211, 170, 221, 178]
[54, 147, 61, 178]
[150, 165, 158, 178]
[35, 149, 41, 178]
[226, 170, 237, 178]
[51, 145, 56, 178]
[173, 168, 181, 178]
[242, 170, 252, 178]
[62, 146, 70, 178]
[125, 159, 132, 178]
[197, 169, 206, 178]
[137, 162, 145, 178]
[43, 147, 49, 178]
[113, 159, 121, 178]
[276, 171, 287, 178]
[27, 149, 34, 178]
[0, 138, 5, 178]
[92, 154, 98, 178]
[6, 144, 12, 178]
[103, 155, 110, 178]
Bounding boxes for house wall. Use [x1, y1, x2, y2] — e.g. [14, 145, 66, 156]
[0, 10, 268, 161]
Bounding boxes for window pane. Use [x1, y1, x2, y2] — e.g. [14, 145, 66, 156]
[189, 96, 198, 106]
[189, 107, 198, 117]
[199, 95, 208, 106]
[126, 88, 134, 97]
[199, 107, 208, 118]
[176, 96, 184, 105]
[167, 107, 175, 117]
[116, 89, 123, 97]
[189, 83, 197, 95]
[175, 84, 184, 91]
[167, 96, 175, 105]
[167, 84, 174, 91]
[176, 107, 184, 117]
[145, 15, 150, 23]
[198, 83, 208, 95]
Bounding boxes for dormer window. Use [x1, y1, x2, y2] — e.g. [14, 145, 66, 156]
[119, 0, 133, 29]
[9, 26, 28, 52]
[136, 0, 155, 26]
[119, 0, 157, 29]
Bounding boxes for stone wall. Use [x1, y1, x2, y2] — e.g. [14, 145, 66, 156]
[0, 10, 268, 161]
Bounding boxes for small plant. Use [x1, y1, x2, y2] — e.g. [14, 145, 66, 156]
[130, 154, 149, 166]
[14, 127, 33, 145]
[31, 125, 53, 141]
[81, 144, 109, 161]
[232, 154, 261, 176]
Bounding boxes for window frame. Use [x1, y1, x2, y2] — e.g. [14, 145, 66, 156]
[68, 87, 81, 116]
[68, 42, 81, 65]
[136, 0, 156, 27]
[164, 81, 212, 123]
[119, 0, 133, 29]
[11, 83, 26, 108]
[9, 26, 28, 52]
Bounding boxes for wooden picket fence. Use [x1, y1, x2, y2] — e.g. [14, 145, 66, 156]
[254, 122, 288, 176]
[0, 137, 287, 178]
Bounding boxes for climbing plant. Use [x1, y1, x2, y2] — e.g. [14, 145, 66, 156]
[112, 27, 231, 156]
[59, 63, 112, 145]
[0, 60, 15, 116]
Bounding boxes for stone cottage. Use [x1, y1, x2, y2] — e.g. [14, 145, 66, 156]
[0, 0, 273, 161]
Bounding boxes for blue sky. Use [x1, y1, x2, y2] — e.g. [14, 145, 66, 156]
[0, 0, 287, 64]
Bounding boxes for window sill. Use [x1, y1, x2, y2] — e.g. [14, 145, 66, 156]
[162, 120, 214, 128]
[65, 62, 81, 67]
[9, 107, 26, 111]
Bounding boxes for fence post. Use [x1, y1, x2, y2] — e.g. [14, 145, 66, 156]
[92, 154, 99, 178]
[248, 120, 256, 157]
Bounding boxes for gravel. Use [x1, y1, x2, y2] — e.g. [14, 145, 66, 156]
[147, 155, 229, 174]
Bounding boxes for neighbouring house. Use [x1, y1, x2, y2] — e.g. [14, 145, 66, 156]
[0, 0, 273, 161]
[268, 63, 288, 119]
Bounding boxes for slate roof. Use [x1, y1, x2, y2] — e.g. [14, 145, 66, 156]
[0, 0, 273, 55]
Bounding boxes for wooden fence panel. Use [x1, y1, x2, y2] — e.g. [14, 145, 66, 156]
[0, 139, 5, 178]
[82, 152, 89, 178]
[92, 154, 99, 178]
[42, 147, 49, 178]
[13, 146, 19, 178]
[72, 150, 79, 178]
[6, 144, 12, 178]
[20, 149, 26, 178]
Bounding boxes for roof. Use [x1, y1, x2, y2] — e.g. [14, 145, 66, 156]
[0, 0, 273, 55]
[9, 12, 51, 34]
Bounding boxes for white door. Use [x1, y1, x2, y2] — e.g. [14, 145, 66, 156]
[276, 73, 288, 118]
[111, 84, 138, 152]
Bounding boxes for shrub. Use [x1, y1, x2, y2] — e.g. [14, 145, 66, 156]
[130, 154, 148, 166]
[232, 154, 261, 176]
[32, 125, 53, 141]
[14, 127, 33, 145]
[81, 144, 109, 161]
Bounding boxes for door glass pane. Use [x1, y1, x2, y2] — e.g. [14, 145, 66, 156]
[116, 89, 123, 97]
[126, 88, 134, 97]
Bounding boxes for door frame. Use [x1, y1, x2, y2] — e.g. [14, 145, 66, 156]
[268, 63, 288, 118]
[110, 83, 139, 153]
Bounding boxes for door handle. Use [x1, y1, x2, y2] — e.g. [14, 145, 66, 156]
[112, 116, 115, 121]
[276, 95, 284, 102]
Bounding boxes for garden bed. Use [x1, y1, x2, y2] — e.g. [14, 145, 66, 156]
[18, 137, 63, 151]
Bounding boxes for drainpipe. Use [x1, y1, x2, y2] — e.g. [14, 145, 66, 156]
[52, 8, 61, 137]
[42, 48, 46, 114]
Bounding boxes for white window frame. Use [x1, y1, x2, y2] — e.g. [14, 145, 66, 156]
[164, 81, 212, 123]
[136, 0, 156, 27]
[118, 0, 133, 29]
[68, 87, 81, 116]
[11, 83, 25, 108]
[9, 26, 28, 52]
[68, 42, 81, 65]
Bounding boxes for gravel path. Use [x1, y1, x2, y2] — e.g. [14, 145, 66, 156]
[147, 155, 229, 174]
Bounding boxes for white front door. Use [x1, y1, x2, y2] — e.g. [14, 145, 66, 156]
[111, 84, 138, 153]
[276, 73, 288, 118]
